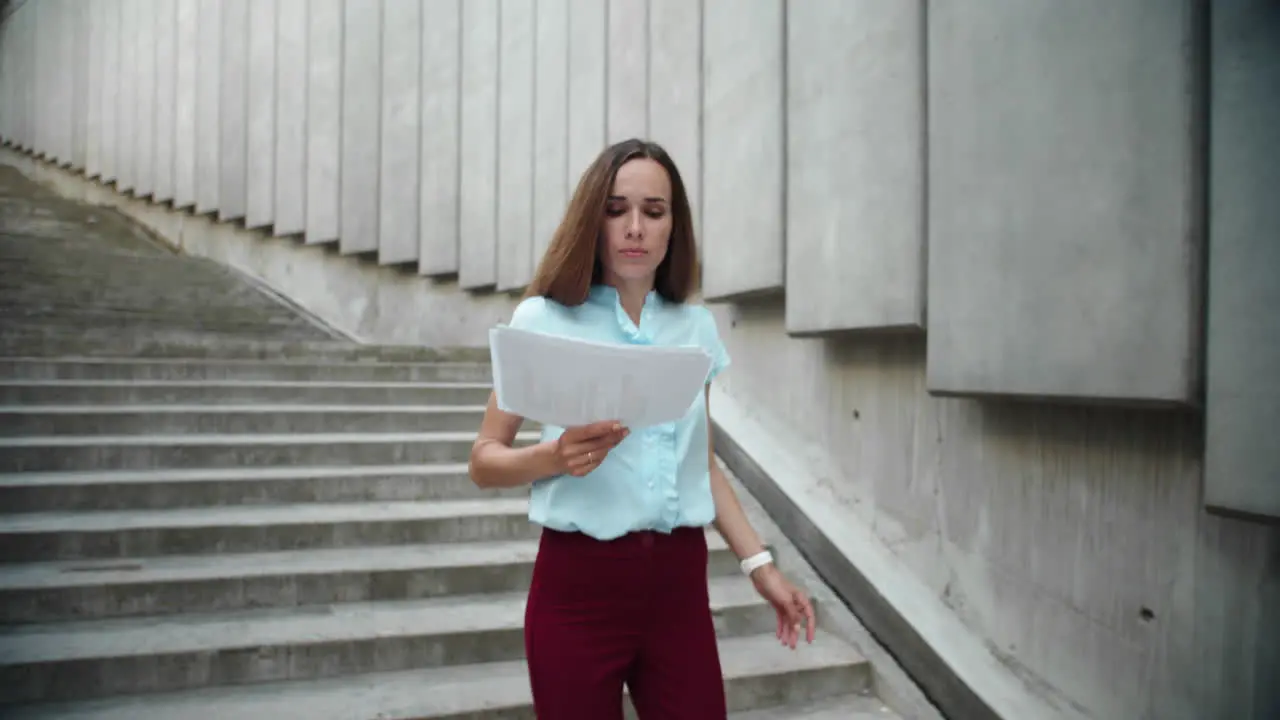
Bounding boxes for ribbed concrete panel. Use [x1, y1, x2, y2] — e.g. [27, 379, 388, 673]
[1205, 0, 1280, 520]
[458, 0, 499, 290]
[194, 0, 221, 213]
[116, 0, 136, 191]
[533, 0, 569, 267]
[567, 0, 606, 189]
[607, 0, 647, 143]
[134, 0, 155, 197]
[99, 0, 120, 182]
[305, 0, 342, 244]
[152, 0, 177, 203]
[379, 0, 422, 265]
[786, 0, 925, 336]
[70, 0, 89, 170]
[245, 0, 277, 230]
[418, 0, 461, 276]
[339, 0, 381, 255]
[497, 0, 534, 291]
[926, 2, 1203, 404]
[173, 0, 198, 209]
[84, 0, 102, 177]
[702, 0, 785, 300]
[273, 0, 308, 237]
[648, 0, 701, 237]
[218, 0, 249, 222]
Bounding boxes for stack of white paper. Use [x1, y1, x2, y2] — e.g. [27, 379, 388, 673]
[488, 325, 713, 429]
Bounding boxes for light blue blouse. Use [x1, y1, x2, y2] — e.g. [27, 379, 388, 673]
[507, 284, 731, 541]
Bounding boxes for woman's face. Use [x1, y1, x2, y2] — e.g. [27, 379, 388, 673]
[598, 157, 672, 286]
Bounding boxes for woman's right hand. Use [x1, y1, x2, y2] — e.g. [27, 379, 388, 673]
[554, 420, 629, 476]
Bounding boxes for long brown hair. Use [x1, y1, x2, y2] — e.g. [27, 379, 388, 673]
[524, 138, 698, 306]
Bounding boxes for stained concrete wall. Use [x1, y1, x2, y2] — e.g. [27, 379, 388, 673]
[1, 1, 1277, 718]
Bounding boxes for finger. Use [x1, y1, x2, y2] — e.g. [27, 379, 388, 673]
[564, 420, 622, 442]
[798, 592, 817, 643]
[563, 433, 627, 463]
[776, 610, 785, 642]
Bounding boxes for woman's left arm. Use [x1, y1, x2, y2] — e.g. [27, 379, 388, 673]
[706, 386, 817, 648]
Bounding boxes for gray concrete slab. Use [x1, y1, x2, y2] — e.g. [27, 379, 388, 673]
[272, 0, 307, 236]
[496, 0, 535, 291]
[0, 429, 537, 473]
[338, 0, 380, 254]
[0, 358, 493, 383]
[785, 0, 924, 335]
[244, 0, 275, 229]
[417, 0, 462, 275]
[0, 532, 741, 623]
[216, 0, 247, 220]
[378, 0, 422, 265]
[70, 0, 90, 170]
[83, 1, 102, 177]
[194, 0, 220, 212]
[0, 577, 774, 704]
[0, 497, 538, 562]
[0, 379, 493, 406]
[115, 0, 136, 192]
[172, 0, 197, 208]
[459, 0, 499, 289]
[0, 463, 510, 513]
[607, 0, 647, 142]
[702, 0, 784, 300]
[133, 0, 155, 197]
[0, 404, 490, 436]
[151, 0, 176, 202]
[567, 0, 606, 187]
[304, 0, 341, 244]
[648, 0, 701, 237]
[926, 1, 1204, 404]
[1, 634, 868, 719]
[533, 0, 569, 266]
[1204, 0, 1280, 520]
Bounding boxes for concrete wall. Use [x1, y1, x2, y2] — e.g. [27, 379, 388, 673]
[1, 1, 1277, 719]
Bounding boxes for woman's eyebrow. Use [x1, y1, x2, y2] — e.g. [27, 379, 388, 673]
[606, 195, 668, 204]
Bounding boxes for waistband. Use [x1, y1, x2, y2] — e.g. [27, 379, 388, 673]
[540, 525, 705, 550]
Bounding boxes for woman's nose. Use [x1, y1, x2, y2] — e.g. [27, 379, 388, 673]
[626, 210, 643, 238]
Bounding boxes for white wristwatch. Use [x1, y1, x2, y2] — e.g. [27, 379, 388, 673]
[739, 550, 774, 576]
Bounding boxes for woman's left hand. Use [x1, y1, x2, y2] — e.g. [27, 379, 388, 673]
[750, 564, 816, 649]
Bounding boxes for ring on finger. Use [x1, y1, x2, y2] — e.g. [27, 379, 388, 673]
[587, 451, 594, 463]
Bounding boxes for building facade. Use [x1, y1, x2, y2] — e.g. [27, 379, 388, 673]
[1, 1, 1276, 718]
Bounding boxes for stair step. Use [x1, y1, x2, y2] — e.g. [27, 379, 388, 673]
[0, 464, 521, 512]
[0, 379, 494, 405]
[0, 499, 537, 562]
[0, 338, 491, 362]
[0, 357, 494, 382]
[0, 634, 869, 718]
[0, 577, 789, 704]
[0, 404, 491, 435]
[730, 693, 899, 719]
[0, 430, 534, 472]
[0, 533, 746, 624]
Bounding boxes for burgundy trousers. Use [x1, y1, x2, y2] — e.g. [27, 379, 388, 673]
[523, 526, 728, 719]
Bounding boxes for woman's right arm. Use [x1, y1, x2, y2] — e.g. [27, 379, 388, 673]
[468, 392, 628, 489]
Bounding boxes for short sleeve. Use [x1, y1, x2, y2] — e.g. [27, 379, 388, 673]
[509, 296, 550, 332]
[697, 306, 731, 382]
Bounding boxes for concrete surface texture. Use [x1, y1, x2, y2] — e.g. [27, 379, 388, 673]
[1, 1, 1278, 719]
[0, 166, 908, 718]
[1203, 0, 1280, 520]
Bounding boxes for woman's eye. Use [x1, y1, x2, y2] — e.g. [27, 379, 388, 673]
[645, 210, 666, 219]
[605, 207, 626, 217]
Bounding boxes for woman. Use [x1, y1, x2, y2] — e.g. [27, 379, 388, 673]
[469, 138, 815, 719]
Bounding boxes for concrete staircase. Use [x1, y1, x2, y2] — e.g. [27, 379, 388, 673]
[0, 166, 895, 718]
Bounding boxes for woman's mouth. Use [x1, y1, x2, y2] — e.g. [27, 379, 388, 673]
[620, 249, 647, 258]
